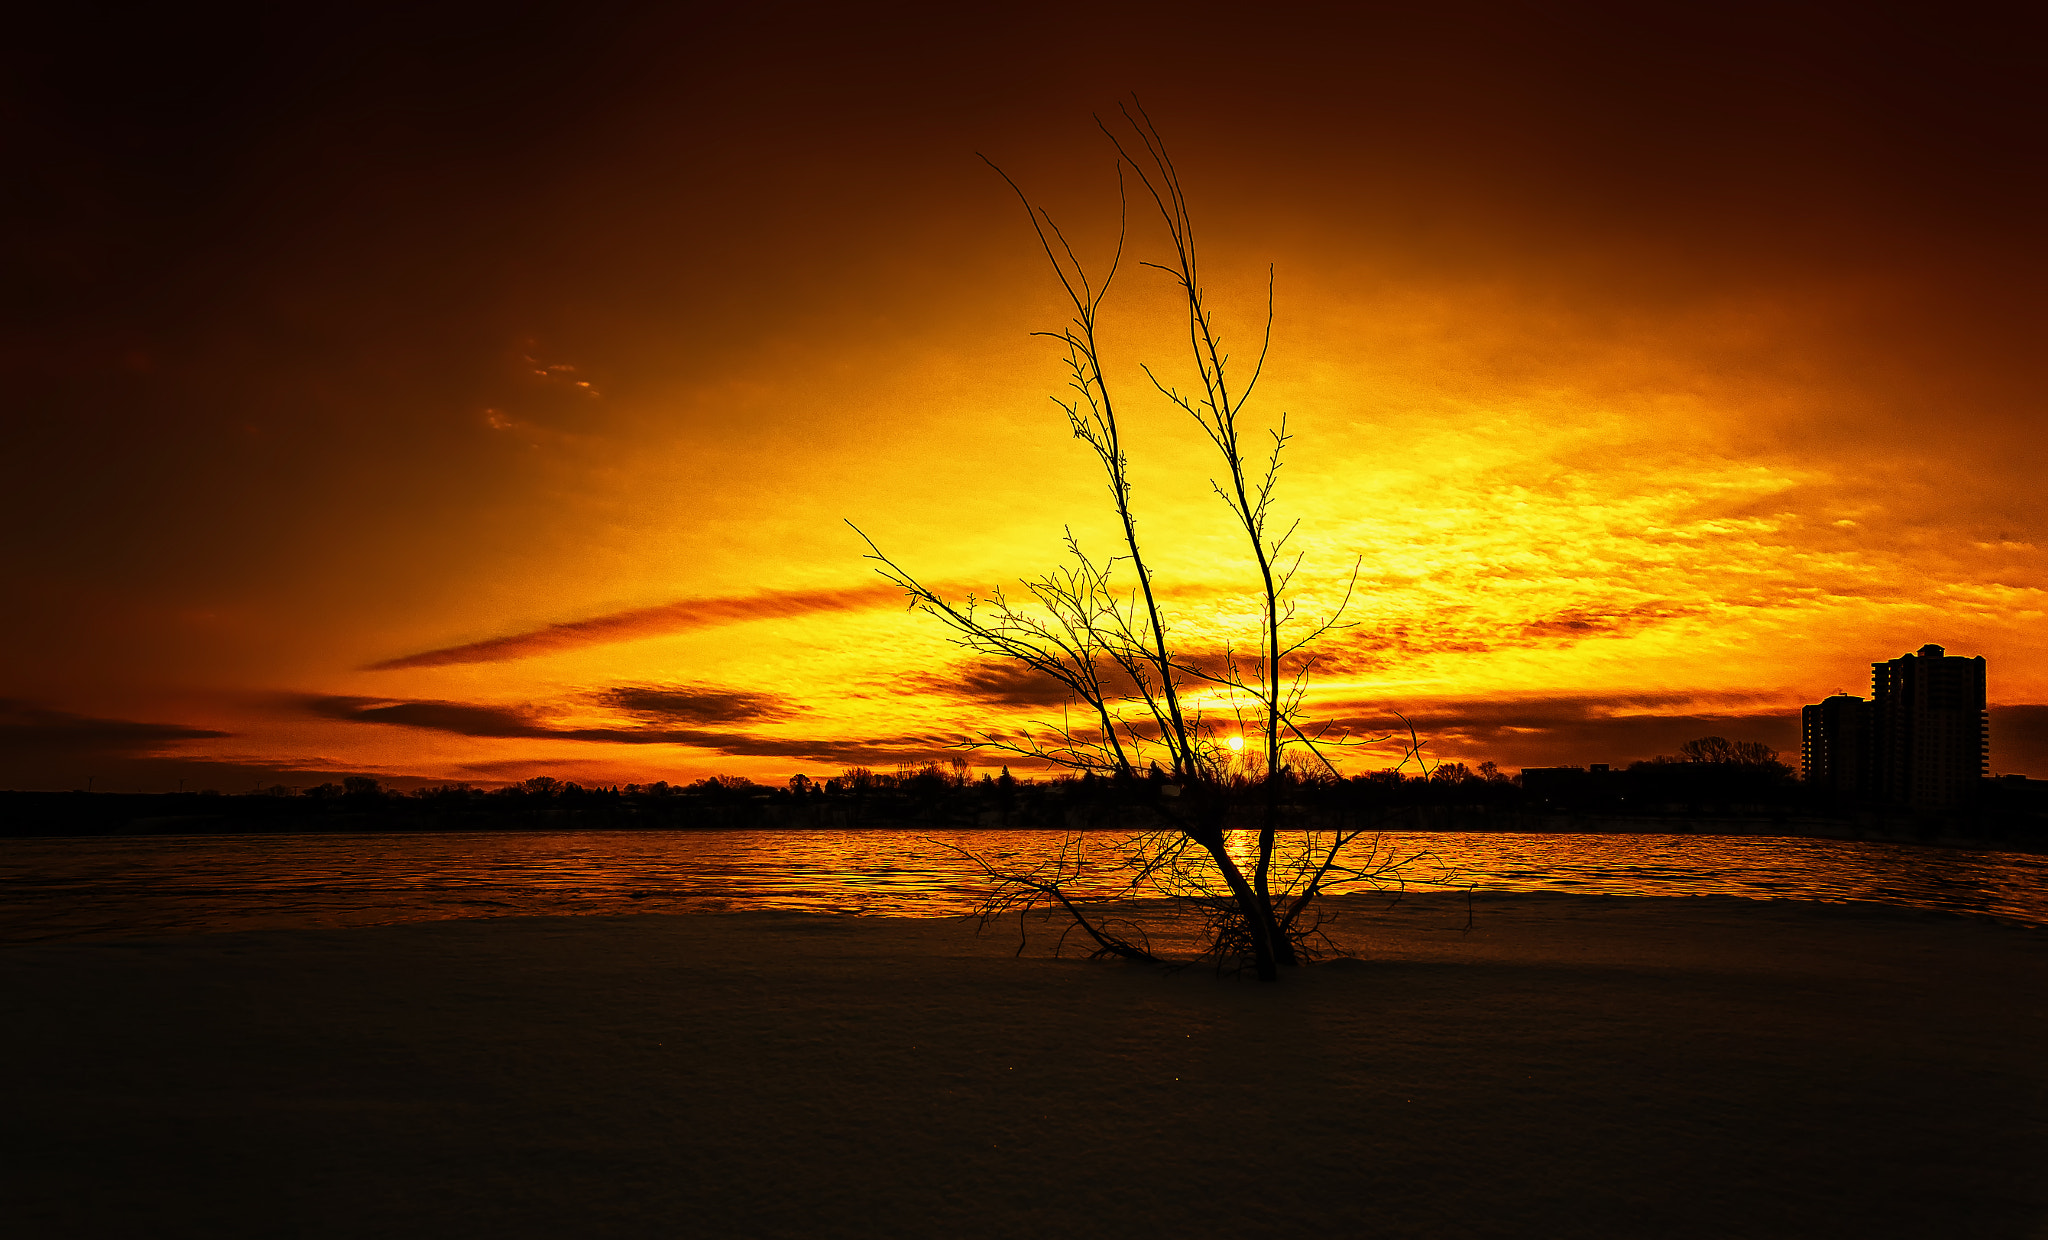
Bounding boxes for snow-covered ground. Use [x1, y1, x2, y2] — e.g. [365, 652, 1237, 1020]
[6, 892, 2043, 1238]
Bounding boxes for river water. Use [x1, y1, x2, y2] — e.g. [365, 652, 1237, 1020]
[2, 829, 2043, 943]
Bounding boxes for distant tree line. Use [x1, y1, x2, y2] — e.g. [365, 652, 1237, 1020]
[6, 737, 2042, 841]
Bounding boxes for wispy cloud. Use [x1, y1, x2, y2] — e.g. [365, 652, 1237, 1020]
[1302, 600, 1712, 677]
[455, 756, 621, 776]
[365, 583, 912, 670]
[1328, 690, 1789, 731]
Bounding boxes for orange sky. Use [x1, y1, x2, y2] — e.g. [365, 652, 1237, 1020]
[5, 2, 2044, 790]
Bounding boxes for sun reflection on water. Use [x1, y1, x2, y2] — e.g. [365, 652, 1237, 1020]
[2, 829, 2043, 943]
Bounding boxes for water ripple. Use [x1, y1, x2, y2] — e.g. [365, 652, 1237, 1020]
[1, 829, 2042, 942]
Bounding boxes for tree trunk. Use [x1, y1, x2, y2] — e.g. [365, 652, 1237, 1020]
[1194, 826, 1287, 982]
[1255, 789, 1300, 968]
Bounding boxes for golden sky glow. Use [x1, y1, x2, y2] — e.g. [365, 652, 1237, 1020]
[5, 4, 2044, 789]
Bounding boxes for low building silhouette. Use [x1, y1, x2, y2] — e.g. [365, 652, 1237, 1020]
[1801, 693, 1870, 798]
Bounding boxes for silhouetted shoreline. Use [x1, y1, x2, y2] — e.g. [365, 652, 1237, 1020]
[5, 785, 2043, 854]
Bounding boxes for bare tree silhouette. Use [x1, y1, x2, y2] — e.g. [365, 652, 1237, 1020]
[854, 102, 1427, 981]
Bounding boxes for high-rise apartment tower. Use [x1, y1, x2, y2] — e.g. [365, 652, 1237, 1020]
[1802, 644, 1988, 808]
[1870, 644, 1988, 808]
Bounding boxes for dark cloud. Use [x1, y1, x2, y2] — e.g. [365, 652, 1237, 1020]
[913, 662, 1083, 710]
[913, 654, 1261, 711]
[0, 699, 242, 790]
[1317, 697, 2048, 776]
[1328, 694, 1800, 770]
[0, 700, 228, 753]
[364, 584, 910, 670]
[1990, 706, 2048, 777]
[305, 697, 557, 739]
[302, 695, 955, 766]
[594, 685, 796, 724]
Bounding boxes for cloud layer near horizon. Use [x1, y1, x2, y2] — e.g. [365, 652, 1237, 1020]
[12, 688, 2047, 792]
